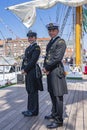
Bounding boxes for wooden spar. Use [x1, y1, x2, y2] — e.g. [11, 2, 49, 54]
[75, 6, 82, 66]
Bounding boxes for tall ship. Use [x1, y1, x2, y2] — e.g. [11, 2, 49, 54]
[6, 0, 87, 79]
[0, 0, 87, 86]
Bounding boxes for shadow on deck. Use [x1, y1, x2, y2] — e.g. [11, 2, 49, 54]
[0, 77, 87, 130]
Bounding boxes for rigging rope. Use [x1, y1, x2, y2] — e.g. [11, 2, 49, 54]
[0, 17, 26, 54]
[0, 30, 6, 40]
[38, 12, 46, 27]
[59, 7, 72, 36]
[0, 18, 19, 39]
[58, 5, 67, 26]
[0, 29, 14, 56]
[56, 4, 60, 23]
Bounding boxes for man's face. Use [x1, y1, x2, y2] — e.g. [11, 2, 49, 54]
[28, 36, 36, 44]
[48, 29, 59, 38]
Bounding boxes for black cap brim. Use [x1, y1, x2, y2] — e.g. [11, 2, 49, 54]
[48, 26, 58, 30]
[27, 32, 37, 37]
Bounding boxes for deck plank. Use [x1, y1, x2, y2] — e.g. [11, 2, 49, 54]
[0, 77, 87, 130]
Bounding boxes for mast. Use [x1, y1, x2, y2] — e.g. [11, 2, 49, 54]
[75, 6, 82, 66]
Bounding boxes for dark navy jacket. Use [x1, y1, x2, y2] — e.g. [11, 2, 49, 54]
[21, 43, 40, 73]
[21, 43, 43, 92]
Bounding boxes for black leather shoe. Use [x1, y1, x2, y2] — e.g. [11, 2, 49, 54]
[47, 121, 63, 129]
[22, 110, 29, 115]
[44, 114, 54, 120]
[23, 111, 38, 117]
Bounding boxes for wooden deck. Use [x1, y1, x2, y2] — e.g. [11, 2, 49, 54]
[0, 76, 87, 130]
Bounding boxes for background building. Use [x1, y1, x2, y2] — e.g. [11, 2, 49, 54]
[0, 38, 74, 64]
[0, 40, 4, 55]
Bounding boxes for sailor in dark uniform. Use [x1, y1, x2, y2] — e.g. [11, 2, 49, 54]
[21, 30, 42, 116]
[43, 23, 68, 129]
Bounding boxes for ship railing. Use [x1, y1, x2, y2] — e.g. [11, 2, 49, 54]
[0, 64, 21, 86]
[64, 63, 86, 75]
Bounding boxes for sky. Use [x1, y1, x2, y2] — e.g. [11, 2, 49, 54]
[0, 0, 75, 39]
[0, 0, 87, 49]
[0, 0, 60, 39]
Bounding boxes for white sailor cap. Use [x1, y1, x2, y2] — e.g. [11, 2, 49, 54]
[46, 23, 59, 30]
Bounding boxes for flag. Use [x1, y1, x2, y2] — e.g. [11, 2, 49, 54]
[6, 0, 87, 28]
[83, 5, 87, 33]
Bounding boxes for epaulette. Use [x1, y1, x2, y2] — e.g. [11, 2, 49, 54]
[58, 39, 65, 44]
[35, 46, 40, 50]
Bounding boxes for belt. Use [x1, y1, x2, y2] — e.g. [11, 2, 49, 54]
[52, 62, 63, 70]
[55, 62, 62, 67]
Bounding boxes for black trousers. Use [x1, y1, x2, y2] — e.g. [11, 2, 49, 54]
[49, 92, 63, 122]
[27, 91, 39, 114]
